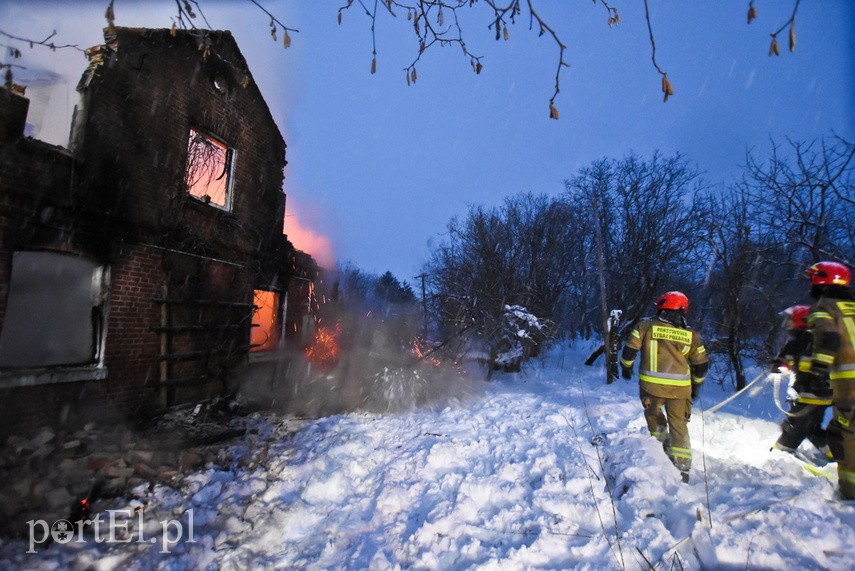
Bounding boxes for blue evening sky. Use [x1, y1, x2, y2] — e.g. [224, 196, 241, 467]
[2, 1, 853, 284]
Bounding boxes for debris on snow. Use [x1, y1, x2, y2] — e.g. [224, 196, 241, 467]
[1, 344, 853, 569]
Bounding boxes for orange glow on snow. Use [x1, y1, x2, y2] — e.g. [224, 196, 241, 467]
[285, 212, 335, 269]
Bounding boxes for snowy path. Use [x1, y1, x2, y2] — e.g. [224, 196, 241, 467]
[2, 348, 854, 570]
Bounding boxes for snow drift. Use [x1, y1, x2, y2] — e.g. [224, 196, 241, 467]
[1, 342, 853, 570]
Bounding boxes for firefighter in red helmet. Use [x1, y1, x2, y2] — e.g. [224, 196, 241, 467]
[803, 261, 855, 499]
[770, 305, 833, 460]
[620, 291, 709, 483]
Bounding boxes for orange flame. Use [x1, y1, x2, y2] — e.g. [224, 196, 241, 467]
[305, 322, 343, 371]
[285, 211, 335, 269]
[411, 338, 442, 367]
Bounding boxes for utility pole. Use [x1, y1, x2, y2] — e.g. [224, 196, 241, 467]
[590, 188, 615, 384]
[416, 273, 428, 340]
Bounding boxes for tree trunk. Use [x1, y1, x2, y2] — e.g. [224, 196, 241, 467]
[728, 324, 746, 391]
[590, 189, 614, 383]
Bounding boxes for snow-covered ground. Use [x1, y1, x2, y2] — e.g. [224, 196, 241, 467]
[2, 342, 853, 570]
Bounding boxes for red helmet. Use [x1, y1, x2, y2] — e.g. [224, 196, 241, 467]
[782, 304, 810, 330]
[803, 261, 851, 287]
[655, 291, 689, 314]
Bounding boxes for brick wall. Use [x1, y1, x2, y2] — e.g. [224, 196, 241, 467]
[74, 28, 287, 259]
[101, 245, 163, 415]
[0, 125, 84, 330]
[0, 28, 310, 436]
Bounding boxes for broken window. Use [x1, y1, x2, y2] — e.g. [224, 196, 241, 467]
[0, 251, 110, 369]
[250, 289, 282, 352]
[184, 127, 235, 210]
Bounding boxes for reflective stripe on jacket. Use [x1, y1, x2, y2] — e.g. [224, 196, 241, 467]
[622, 317, 708, 397]
[808, 298, 855, 384]
[777, 330, 833, 403]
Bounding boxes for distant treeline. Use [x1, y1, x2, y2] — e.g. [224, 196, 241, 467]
[419, 134, 854, 389]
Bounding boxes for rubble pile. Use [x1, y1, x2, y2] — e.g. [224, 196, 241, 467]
[0, 400, 263, 539]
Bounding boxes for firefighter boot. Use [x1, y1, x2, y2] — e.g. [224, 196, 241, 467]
[651, 425, 670, 453]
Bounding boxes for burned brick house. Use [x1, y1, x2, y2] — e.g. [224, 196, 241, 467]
[0, 27, 317, 436]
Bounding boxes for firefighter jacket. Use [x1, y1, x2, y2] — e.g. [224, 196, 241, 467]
[808, 292, 855, 396]
[621, 315, 709, 399]
[775, 330, 832, 405]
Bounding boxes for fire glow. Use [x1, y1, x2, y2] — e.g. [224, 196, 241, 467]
[304, 322, 343, 371]
[284, 211, 335, 270]
[411, 338, 442, 368]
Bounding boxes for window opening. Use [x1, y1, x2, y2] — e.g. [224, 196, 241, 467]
[212, 73, 231, 97]
[250, 289, 281, 352]
[184, 128, 235, 210]
[0, 251, 110, 369]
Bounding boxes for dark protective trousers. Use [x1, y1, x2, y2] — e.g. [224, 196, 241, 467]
[640, 389, 692, 473]
[828, 398, 855, 500]
[777, 402, 829, 453]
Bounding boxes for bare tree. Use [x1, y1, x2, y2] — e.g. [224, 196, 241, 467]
[744, 134, 855, 266]
[2, 0, 807, 116]
[700, 186, 767, 390]
[690, 134, 854, 392]
[423, 193, 568, 375]
[563, 153, 708, 337]
[336, 0, 805, 116]
[500, 193, 577, 318]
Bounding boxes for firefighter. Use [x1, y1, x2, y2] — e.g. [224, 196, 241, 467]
[770, 305, 833, 460]
[803, 261, 855, 500]
[620, 291, 709, 483]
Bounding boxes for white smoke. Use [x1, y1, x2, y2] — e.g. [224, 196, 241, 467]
[234, 308, 483, 418]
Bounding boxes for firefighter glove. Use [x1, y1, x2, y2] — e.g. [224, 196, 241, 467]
[691, 382, 701, 402]
[621, 365, 632, 380]
[769, 358, 788, 374]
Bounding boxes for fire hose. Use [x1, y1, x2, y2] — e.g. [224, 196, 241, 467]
[770, 372, 813, 418]
[706, 369, 812, 417]
[705, 370, 770, 414]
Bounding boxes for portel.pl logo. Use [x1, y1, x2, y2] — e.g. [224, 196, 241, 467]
[27, 509, 195, 554]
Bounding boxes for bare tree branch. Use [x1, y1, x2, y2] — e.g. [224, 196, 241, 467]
[3, 1, 822, 118]
[523, 1, 567, 118]
[765, 0, 801, 56]
[642, 0, 672, 102]
[0, 29, 84, 53]
[247, 0, 297, 34]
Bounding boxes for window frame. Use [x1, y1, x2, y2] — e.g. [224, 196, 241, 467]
[183, 127, 237, 212]
[0, 250, 111, 388]
[249, 288, 286, 354]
